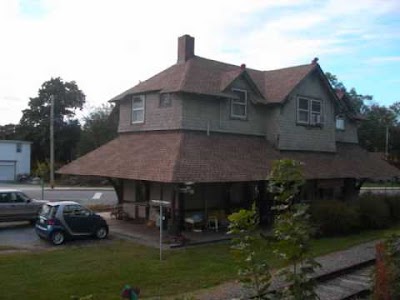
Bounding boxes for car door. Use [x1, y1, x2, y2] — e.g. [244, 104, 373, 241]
[8, 192, 30, 220]
[0, 192, 13, 221]
[11, 192, 39, 220]
[63, 204, 94, 234]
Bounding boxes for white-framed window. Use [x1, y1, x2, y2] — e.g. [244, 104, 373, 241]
[296, 97, 323, 126]
[336, 116, 345, 130]
[131, 95, 145, 124]
[231, 89, 247, 119]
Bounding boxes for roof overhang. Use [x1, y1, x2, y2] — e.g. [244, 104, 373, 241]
[58, 132, 400, 182]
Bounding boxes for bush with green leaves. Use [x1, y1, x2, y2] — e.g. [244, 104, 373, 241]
[358, 193, 391, 229]
[385, 195, 400, 221]
[310, 200, 361, 236]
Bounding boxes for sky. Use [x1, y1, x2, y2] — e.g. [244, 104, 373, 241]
[0, 0, 399, 125]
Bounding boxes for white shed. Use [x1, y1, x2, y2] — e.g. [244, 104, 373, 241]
[0, 140, 32, 181]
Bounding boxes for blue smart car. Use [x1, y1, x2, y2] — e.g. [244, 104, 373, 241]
[35, 201, 109, 245]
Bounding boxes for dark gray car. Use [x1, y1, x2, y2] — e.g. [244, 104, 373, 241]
[0, 189, 47, 223]
[36, 201, 109, 245]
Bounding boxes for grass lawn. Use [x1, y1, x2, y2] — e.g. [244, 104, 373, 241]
[0, 225, 399, 299]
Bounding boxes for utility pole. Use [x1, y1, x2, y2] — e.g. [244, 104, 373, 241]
[385, 125, 389, 158]
[50, 95, 55, 189]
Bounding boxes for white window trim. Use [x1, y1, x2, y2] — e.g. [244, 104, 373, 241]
[296, 96, 323, 126]
[230, 88, 248, 119]
[297, 97, 310, 125]
[131, 95, 145, 124]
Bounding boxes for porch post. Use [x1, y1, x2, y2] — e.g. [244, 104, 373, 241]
[178, 188, 185, 231]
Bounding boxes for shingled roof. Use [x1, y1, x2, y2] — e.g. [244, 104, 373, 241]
[58, 131, 400, 182]
[110, 35, 317, 104]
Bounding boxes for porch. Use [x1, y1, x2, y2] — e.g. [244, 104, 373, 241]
[120, 181, 274, 232]
[101, 212, 232, 248]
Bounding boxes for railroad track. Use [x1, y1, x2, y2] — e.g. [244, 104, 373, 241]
[315, 264, 373, 300]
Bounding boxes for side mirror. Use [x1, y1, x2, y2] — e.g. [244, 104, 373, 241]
[26, 199, 31, 203]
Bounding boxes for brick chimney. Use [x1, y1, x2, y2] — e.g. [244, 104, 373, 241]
[177, 35, 195, 63]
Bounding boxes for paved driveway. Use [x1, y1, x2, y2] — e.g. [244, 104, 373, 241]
[0, 222, 114, 251]
[0, 222, 51, 250]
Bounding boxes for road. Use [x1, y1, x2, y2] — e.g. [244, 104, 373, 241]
[0, 183, 118, 206]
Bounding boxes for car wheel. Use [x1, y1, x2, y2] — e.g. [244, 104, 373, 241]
[95, 226, 108, 239]
[51, 231, 65, 245]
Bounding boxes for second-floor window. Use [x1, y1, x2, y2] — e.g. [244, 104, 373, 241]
[297, 97, 322, 126]
[132, 95, 145, 124]
[336, 116, 345, 130]
[231, 89, 247, 119]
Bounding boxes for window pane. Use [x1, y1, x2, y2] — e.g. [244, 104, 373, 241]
[298, 111, 309, 123]
[13, 193, 25, 203]
[233, 90, 247, 103]
[311, 100, 321, 112]
[298, 98, 309, 110]
[336, 118, 345, 130]
[311, 113, 321, 124]
[232, 104, 246, 117]
[132, 97, 144, 109]
[63, 205, 74, 215]
[132, 110, 144, 122]
[0, 193, 10, 203]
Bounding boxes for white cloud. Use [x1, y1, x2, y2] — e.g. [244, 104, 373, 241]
[0, 0, 399, 124]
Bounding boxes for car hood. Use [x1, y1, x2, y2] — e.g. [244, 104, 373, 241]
[32, 199, 49, 204]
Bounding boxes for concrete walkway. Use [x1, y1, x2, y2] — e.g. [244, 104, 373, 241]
[184, 240, 378, 300]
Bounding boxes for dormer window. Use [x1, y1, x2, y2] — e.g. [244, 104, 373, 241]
[132, 95, 145, 124]
[336, 116, 345, 130]
[297, 97, 322, 126]
[231, 89, 247, 119]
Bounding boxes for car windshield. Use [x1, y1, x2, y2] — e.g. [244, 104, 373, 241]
[39, 204, 57, 218]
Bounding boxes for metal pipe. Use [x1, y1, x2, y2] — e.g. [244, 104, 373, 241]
[50, 95, 55, 189]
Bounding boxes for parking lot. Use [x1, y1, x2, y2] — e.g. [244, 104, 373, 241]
[0, 220, 118, 251]
[0, 183, 118, 251]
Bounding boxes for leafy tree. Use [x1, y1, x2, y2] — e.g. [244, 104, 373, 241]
[325, 71, 400, 157]
[16, 77, 85, 163]
[0, 124, 17, 140]
[325, 72, 371, 114]
[268, 159, 320, 300]
[77, 104, 118, 156]
[358, 104, 399, 152]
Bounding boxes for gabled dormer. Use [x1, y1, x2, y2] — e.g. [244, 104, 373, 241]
[276, 62, 340, 152]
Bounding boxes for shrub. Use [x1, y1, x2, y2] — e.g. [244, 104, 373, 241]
[310, 200, 360, 236]
[358, 193, 391, 229]
[385, 195, 400, 221]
